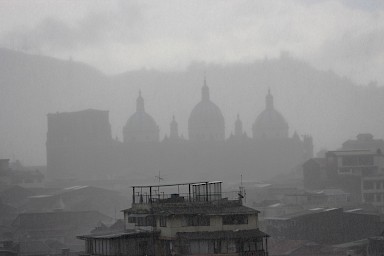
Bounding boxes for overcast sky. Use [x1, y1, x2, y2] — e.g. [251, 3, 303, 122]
[0, 0, 383, 85]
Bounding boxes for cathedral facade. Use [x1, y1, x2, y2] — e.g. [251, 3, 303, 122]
[46, 81, 313, 182]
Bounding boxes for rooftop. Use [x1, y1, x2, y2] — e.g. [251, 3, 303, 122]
[131, 181, 243, 205]
[327, 150, 376, 156]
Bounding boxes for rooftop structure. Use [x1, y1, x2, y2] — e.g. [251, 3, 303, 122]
[78, 181, 269, 256]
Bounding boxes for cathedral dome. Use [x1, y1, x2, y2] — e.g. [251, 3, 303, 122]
[123, 91, 159, 143]
[188, 80, 225, 141]
[252, 90, 289, 139]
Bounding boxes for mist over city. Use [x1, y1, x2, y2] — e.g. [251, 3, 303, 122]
[1, 1, 384, 256]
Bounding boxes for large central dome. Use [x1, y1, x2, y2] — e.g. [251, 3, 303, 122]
[123, 91, 159, 143]
[252, 90, 289, 139]
[188, 80, 225, 141]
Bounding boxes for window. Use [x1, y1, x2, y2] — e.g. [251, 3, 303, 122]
[342, 155, 374, 166]
[363, 181, 374, 190]
[364, 193, 374, 202]
[159, 216, 167, 227]
[186, 215, 210, 226]
[342, 156, 359, 166]
[359, 156, 374, 165]
[134, 216, 155, 227]
[137, 217, 145, 226]
[222, 215, 248, 225]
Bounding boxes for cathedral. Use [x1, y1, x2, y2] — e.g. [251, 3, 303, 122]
[46, 80, 313, 182]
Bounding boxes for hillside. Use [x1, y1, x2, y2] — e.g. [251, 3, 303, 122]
[0, 48, 383, 165]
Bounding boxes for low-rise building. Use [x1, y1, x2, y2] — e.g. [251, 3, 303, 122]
[12, 211, 112, 252]
[265, 208, 382, 244]
[78, 181, 269, 256]
[303, 150, 384, 202]
[342, 134, 384, 152]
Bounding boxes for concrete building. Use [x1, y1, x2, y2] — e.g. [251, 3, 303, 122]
[78, 181, 269, 256]
[303, 150, 384, 201]
[342, 133, 384, 152]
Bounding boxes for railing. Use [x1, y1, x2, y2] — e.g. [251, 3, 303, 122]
[241, 251, 268, 256]
[132, 191, 242, 205]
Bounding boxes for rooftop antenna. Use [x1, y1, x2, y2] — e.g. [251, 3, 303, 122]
[155, 170, 164, 184]
[238, 174, 246, 204]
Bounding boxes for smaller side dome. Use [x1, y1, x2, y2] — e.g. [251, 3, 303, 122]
[123, 91, 159, 143]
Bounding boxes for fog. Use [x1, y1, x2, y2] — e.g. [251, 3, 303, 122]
[0, 0, 384, 166]
[2, 1, 384, 255]
[0, 0, 383, 83]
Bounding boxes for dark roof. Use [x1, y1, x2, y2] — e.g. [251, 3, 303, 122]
[327, 150, 374, 156]
[109, 219, 125, 231]
[332, 239, 368, 250]
[254, 200, 281, 207]
[177, 229, 269, 240]
[78, 229, 160, 240]
[266, 208, 343, 220]
[18, 186, 127, 218]
[12, 210, 112, 230]
[268, 239, 309, 256]
[18, 241, 52, 255]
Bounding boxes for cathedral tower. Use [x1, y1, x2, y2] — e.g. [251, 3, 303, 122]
[234, 114, 243, 137]
[169, 115, 179, 140]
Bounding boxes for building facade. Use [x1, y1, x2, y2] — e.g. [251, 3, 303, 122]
[303, 147, 384, 211]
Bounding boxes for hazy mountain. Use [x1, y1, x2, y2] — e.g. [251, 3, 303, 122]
[0, 48, 109, 164]
[0, 47, 383, 165]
